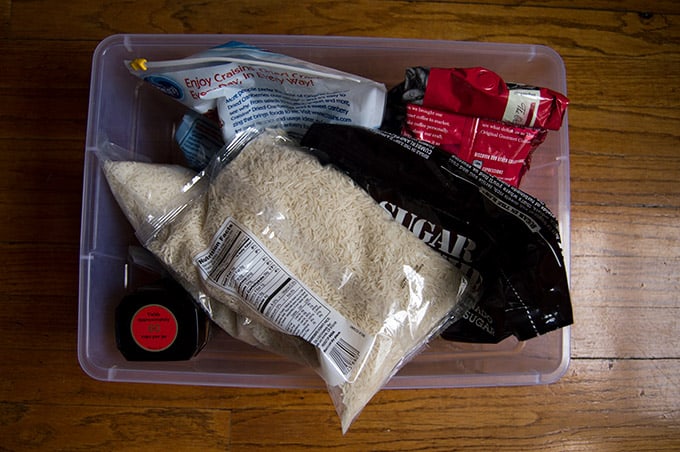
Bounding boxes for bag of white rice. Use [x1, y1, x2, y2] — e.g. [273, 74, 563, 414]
[101, 130, 470, 432]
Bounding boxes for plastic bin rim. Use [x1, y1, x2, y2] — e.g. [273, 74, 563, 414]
[93, 33, 566, 70]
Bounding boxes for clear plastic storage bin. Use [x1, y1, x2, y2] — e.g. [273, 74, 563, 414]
[79, 34, 570, 388]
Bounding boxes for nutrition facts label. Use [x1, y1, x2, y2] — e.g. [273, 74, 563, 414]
[194, 217, 373, 380]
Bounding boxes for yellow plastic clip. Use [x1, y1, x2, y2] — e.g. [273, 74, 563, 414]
[129, 58, 148, 71]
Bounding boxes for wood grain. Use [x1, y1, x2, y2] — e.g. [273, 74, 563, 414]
[1, 351, 678, 450]
[0, 403, 231, 451]
[1, 0, 679, 449]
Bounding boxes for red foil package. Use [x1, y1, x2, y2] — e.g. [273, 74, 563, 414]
[404, 104, 547, 187]
[422, 67, 569, 131]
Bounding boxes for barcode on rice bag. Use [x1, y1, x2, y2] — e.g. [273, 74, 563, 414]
[194, 217, 374, 379]
[329, 338, 361, 376]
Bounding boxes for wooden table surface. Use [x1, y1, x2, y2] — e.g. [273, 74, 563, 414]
[2, 1, 679, 450]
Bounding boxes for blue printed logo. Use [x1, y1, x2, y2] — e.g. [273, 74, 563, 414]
[144, 75, 183, 100]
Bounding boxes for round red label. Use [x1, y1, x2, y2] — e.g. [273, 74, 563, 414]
[130, 304, 178, 352]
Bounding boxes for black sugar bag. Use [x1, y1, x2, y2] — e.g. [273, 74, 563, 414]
[301, 123, 572, 343]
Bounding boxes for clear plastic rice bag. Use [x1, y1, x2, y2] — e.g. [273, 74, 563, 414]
[100, 129, 472, 432]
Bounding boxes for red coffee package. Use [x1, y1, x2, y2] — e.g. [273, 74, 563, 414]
[403, 104, 547, 187]
[422, 67, 569, 130]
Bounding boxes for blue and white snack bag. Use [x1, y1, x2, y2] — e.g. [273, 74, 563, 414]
[127, 41, 387, 143]
[174, 110, 224, 169]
